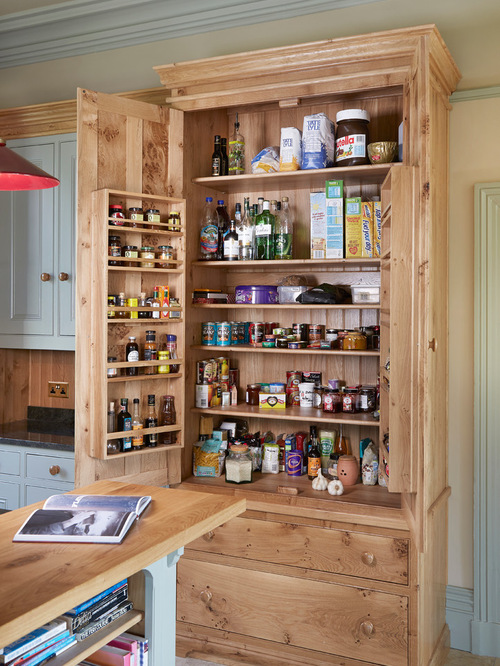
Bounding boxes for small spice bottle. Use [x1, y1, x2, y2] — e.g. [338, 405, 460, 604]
[157, 245, 174, 268]
[123, 245, 138, 267]
[108, 236, 122, 266]
[145, 208, 160, 229]
[225, 444, 253, 484]
[108, 294, 117, 318]
[157, 350, 170, 374]
[168, 211, 181, 232]
[140, 246, 155, 268]
[128, 207, 144, 227]
[107, 357, 118, 378]
[143, 330, 157, 374]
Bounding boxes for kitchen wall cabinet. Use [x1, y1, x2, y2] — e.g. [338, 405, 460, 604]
[75, 25, 460, 665]
[0, 133, 76, 350]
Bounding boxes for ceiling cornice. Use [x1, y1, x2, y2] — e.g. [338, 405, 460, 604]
[0, 0, 384, 69]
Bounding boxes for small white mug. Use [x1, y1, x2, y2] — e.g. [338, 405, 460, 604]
[298, 382, 314, 407]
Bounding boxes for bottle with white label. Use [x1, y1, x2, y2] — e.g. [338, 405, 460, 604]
[223, 219, 239, 261]
[238, 197, 254, 260]
[255, 200, 275, 260]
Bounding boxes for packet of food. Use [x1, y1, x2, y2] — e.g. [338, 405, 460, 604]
[279, 127, 302, 171]
[251, 146, 280, 173]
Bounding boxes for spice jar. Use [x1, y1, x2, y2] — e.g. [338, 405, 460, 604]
[168, 211, 181, 232]
[109, 204, 125, 226]
[225, 444, 253, 484]
[246, 383, 260, 405]
[335, 109, 370, 166]
[157, 350, 170, 374]
[128, 207, 144, 227]
[107, 357, 117, 378]
[108, 295, 117, 318]
[157, 245, 174, 268]
[342, 387, 359, 413]
[145, 208, 160, 229]
[122, 245, 138, 266]
[108, 236, 122, 266]
[343, 329, 367, 351]
[140, 246, 155, 268]
[159, 395, 176, 445]
[359, 386, 376, 412]
[127, 297, 138, 319]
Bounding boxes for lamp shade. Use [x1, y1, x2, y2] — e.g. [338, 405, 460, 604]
[0, 139, 60, 190]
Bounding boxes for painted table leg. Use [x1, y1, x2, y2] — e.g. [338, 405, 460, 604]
[142, 547, 184, 666]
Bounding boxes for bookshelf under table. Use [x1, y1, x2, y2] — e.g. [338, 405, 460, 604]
[0, 480, 245, 666]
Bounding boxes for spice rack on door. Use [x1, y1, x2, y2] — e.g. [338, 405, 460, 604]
[91, 189, 186, 460]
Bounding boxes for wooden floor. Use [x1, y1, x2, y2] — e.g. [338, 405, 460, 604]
[175, 651, 500, 665]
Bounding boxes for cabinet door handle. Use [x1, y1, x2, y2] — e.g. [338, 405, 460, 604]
[199, 590, 212, 604]
[58, 272, 69, 281]
[361, 620, 374, 636]
[203, 530, 215, 541]
[40, 273, 51, 282]
[49, 465, 60, 476]
[428, 338, 437, 351]
[361, 552, 376, 566]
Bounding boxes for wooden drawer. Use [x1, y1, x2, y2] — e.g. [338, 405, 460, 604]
[0, 448, 21, 476]
[25, 452, 74, 483]
[177, 558, 408, 666]
[187, 516, 408, 585]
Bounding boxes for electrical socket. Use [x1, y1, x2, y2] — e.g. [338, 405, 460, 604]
[48, 381, 70, 399]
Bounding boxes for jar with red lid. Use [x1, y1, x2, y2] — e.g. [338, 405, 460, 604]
[323, 388, 342, 413]
[109, 204, 125, 226]
[342, 387, 359, 413]
[335, 109, 370, 167]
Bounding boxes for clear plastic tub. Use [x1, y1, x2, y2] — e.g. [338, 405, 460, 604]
[277, 285, 308, 304]
[350, 285, 380, 304]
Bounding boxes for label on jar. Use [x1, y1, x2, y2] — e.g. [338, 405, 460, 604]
[127, 350, 139, 362]
[335, 134, 366, 163]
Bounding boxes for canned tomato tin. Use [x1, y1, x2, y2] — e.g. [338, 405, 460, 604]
[250, 322, 264, 346]
[308, 324, 325, 341]
[201, 322, 216, 345]
[286, 371, 302, 388]
[216, 321, 231, 346]
[286, 450, 303, 476]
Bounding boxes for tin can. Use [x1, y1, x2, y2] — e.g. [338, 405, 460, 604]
[273, 327, 285, 336]
[230, 322, 239, 346]
[250, 322, 264, 346]
[276, 337, 288, 348]
[216, 357, 229, 382]
[197, 360, 215, 384]
[286, 450, 303, 476]
[286, 387, 300, 406]
[201, 322, 216, 345]
[292, 323, 308, 341]
[264, 322, 279, 336]
[286, 371, 302, 388]
[288, 341, 307, 349]
[243, 322, 250, 344]
[308, 324, 325, 341]
[216, 321, 231, 346]
[195, 383, 213, 409]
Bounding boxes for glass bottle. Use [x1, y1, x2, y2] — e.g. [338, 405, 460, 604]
[216, 200, 230, 260]
[199, 196, 218, 261]
[138, 291, 150, 319]
[144, 394, 158, 448]
[238, 197, 254, 261]
[228, 113, 245, 175]
[255, 200, 275, 260]
[307, 425, 322, 480]
[131, 397, 144, 449]
[117, 398, 132, 452]
[107, 402, 120, 454]
[126, 336, 139, 376]
[143, 330, 157, 375]
[159, 395, 176, 445]
[220, 137, 229, 176]
[334, 423, 351, 456]
[257, 197, 264, 215]
[223, 219, 239, 261]
[116, 292, 127, 319]
[165, 334, 179, 373]
[150, 289, 161, 319]
[225, 445, 253, 484]
[275, 196, 293, 259]
[211, 134, 223, 176]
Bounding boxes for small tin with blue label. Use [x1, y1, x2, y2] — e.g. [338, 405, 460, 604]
[201, 322, 216, 345]
[216, 321, 231, 346]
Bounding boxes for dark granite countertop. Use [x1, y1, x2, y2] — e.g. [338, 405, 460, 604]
[0, 419, 74, 452]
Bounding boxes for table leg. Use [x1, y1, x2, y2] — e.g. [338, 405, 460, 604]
[142, 547, 184, 666]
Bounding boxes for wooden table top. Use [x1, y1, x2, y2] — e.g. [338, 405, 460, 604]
[0, 480, 245, 647]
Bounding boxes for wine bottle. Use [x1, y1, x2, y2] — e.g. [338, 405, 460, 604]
[211, 135, 222, 176]
[223, 219, 239, 261]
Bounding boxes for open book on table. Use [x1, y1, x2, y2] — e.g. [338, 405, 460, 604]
[12, 494, 152, 544]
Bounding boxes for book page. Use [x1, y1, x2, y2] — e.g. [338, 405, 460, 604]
[43, 494, 151, 515]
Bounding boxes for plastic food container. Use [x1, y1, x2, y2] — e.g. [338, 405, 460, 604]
[277, 285, 308, 304]
[235, 285, 278, 304]
[350, 285, 380, 304]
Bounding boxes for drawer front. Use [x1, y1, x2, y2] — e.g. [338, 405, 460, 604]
[25, 452, 75, 483]
[0, 448, 21, 476]
[25, 482, 73, 506]
[177, 558, 408, 666]
[0, 480, 20, 510]
[187, 516, 408, 585]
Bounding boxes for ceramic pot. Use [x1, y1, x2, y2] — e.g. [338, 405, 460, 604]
[337, 455, 359, 485]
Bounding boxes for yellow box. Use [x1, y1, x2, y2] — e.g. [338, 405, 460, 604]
[373, 200, 382, 258]
[259, 393, 286, 409]
[345, 197, 362, 258]
[361, 201, 374, 258]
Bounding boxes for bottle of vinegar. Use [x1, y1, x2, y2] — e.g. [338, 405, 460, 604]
[229, 113, 245, 175]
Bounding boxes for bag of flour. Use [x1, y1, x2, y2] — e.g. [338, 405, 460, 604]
[301, 113, 335, 169]
[279, 127, 302, 171]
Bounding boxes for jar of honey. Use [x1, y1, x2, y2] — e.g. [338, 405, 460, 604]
[342, 329, 367, 351]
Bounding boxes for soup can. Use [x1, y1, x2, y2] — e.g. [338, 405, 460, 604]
[250, 322, 264, 346]
[216, 321, 231, 346]
[230, 321, 239, 346]
[292, 323, 309, 341]
[201, 322, 216, 345]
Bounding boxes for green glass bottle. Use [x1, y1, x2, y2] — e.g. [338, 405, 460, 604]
[254, 200, 275, 260]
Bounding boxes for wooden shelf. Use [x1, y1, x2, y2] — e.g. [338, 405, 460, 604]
[108, 265, 184, 274]
[52, 611, 142, 666]
[192, 303, 380, 310]
[108, 372, 183, 382]
[192, 163, 399, 194]
[191, 344, 380, 356]
[104, 443, 183, 459]
[191, 403, 380, 427]
[108, 224, 184, 237]
[107, 318, 184, 324]
[192, 258, 381, 270]
[107, 423, 181, 441]
[108, 360, 183, 370]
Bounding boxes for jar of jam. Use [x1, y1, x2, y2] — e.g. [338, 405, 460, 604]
[128, 207, 144, 227]
[109, 204, 125, 226]
[336, 330, 348, 349]
[122, 245, 138, 266]
[342, 387, 359, 413]
[140, 246, 155, 268]
[343, 329, 367, 351]
[108, 236, 122, 266]
[335, 109, 370, 166]
[323, 388, 342, 413]
[168, 211, 181, 232]
[359, 386, 377, 412]
[107, 357, 118, 378]
[157, 245, 174, 268]
[246, 383, 261, 406]
[325, 328, 338, 343]
[313, 384, 324, 409]
[145, 208, 160, 229]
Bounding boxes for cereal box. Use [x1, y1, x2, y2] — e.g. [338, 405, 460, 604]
[373, 200, 382, 257]
[325, 179, 344, 259]
[310, 192, 326, 259]
[361, 201, 374, 258]
[345, 197, 363, 258]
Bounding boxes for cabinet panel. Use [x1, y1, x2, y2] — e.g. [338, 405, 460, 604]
[0, 448, 21, 475]
[187, 516, 408, 585]
[0, 480, 20, 510]
[25, 452, 75, 483]
[25, 482, 73, 505]
[177, 558, 408, 666]
[57, 138, 77, 338]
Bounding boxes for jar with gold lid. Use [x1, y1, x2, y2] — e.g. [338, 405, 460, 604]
[342, 329, 367, 351]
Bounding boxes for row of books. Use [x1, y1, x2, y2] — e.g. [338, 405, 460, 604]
[0, 580, 146, 666]
[79, 632, 148, 666]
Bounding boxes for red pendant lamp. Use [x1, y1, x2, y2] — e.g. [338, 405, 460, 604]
[0, 138, 60, 190]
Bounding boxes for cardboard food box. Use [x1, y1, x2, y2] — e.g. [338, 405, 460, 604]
[345, 197, 363, 258]
[310, 192, 327, 259]
[325, 179, 344, 259]
[361, 201, 374, 258]
[373, 200, 382, 258]
[259, 392, 286, 409]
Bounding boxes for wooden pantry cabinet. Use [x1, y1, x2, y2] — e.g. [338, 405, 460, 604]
[74, 25, 460, 666]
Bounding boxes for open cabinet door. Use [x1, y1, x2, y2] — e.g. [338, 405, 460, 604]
[379, 166, 419, 498]
[75, 88, 185, 488]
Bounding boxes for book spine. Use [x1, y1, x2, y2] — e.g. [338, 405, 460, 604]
[4, 631, 70, 666]
[66, 586, 128, 631]
[0, 622, 67, 663]
[75, 602, 133, 642]
[19, 635, 75, 666]
[66, 579, 127, 616]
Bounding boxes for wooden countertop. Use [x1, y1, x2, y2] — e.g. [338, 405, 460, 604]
[0, 480, 245, 647]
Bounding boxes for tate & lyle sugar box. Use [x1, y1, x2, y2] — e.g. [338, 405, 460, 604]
[310, 191, 327, 258]
[325, 179, 344, 259]
[373, 199, 382, 257]
[361, 201, 374, 258]
[345, 197, 363, 258]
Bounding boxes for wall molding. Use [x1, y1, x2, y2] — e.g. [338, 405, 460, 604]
[0, 0, 383, 69]
[451, 85, 500, 103]
[446, 585, 474, 653]
[473, 183, 500, 658]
